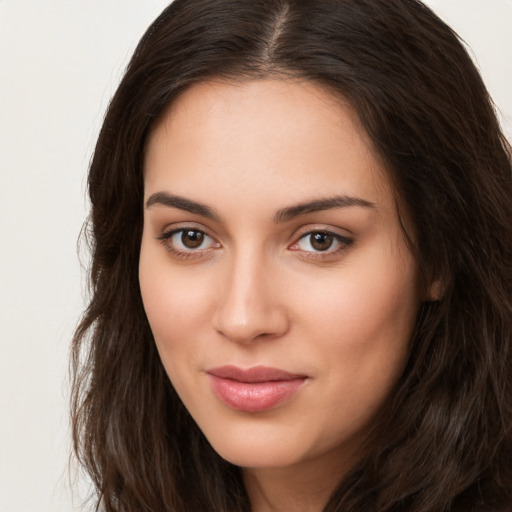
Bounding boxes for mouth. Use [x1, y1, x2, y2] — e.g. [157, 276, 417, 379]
[206, 365, 308, 412]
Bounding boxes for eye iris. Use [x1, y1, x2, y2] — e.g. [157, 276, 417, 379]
[181, 230, 204, 249]
[310, 232, 333, 251]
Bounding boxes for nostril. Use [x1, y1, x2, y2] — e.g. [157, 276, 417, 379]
[212, 296, 289, 344]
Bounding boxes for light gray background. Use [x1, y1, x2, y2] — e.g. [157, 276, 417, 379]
[0, 1, 510, 511]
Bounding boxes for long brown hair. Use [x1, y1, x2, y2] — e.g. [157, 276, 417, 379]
[71, 0, 512, 510]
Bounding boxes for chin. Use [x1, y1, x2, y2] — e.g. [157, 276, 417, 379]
[202, 425, 308, 469]
[214, 444, 300, 469]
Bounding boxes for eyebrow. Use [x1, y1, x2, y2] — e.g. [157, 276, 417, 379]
[273, 195, 375, 223]
[145, 191, 375, 223]
[145, 192, 221, 220]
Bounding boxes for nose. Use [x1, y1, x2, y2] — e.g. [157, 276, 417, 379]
[212, 251, 289, 344]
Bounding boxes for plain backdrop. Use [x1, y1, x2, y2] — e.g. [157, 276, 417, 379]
[0, 1, 510, 511]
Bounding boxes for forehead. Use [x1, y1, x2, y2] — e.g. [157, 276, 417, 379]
[144, 79, 393, 212]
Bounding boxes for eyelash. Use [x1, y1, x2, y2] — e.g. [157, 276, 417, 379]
[156, 227, 353, 261]
[289, 230, 353, 259]
[156, 228, 219, 260]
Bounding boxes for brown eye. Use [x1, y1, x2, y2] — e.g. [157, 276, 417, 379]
[157, 228, 218, 255]
[309, 232, 334, 251]
[181, 230, 205, 249]
[294, 230, 352, 255]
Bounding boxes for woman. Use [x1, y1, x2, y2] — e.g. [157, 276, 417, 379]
[71, 0, 512, 510]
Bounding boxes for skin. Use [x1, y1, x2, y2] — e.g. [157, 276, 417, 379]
[139, 79, 425, 511]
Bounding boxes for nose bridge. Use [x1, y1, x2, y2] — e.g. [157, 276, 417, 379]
[213, 245, 288, 343]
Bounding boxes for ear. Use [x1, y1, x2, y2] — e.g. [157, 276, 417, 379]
[425, 276, 444, 302]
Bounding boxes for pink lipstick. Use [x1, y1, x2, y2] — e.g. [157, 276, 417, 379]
[206, 365, 307, 412]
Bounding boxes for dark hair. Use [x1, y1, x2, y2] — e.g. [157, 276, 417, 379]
[71, 0, 512, 510]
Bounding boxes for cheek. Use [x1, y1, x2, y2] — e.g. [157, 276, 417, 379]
[138, 243, 213, 360]
[299, 260, 417, 340]
[301, 269, 416, 435]
[296, 247, 419, 384]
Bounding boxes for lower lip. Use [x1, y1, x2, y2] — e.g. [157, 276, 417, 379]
[207, 375, 306, 412]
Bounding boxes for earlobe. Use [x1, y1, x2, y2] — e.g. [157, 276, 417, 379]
[426, 277, 444, 302]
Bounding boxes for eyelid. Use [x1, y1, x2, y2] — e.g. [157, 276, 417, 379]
[156, 224, 221, 258]
[154, 222, 353, 260]
[156, 221, 217, 242]
[290, 231, 352, 248]
[289, 224, 353, 243]
[158, 228, 216, 245]
[288, 225, 354, 257]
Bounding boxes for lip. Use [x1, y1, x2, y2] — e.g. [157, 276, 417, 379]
[206, 365, 307, 412]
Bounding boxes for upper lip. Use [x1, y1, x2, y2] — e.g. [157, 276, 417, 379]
[206, 365, 306, 383]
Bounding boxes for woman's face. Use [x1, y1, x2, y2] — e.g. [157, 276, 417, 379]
[140, 79, 421, 473]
